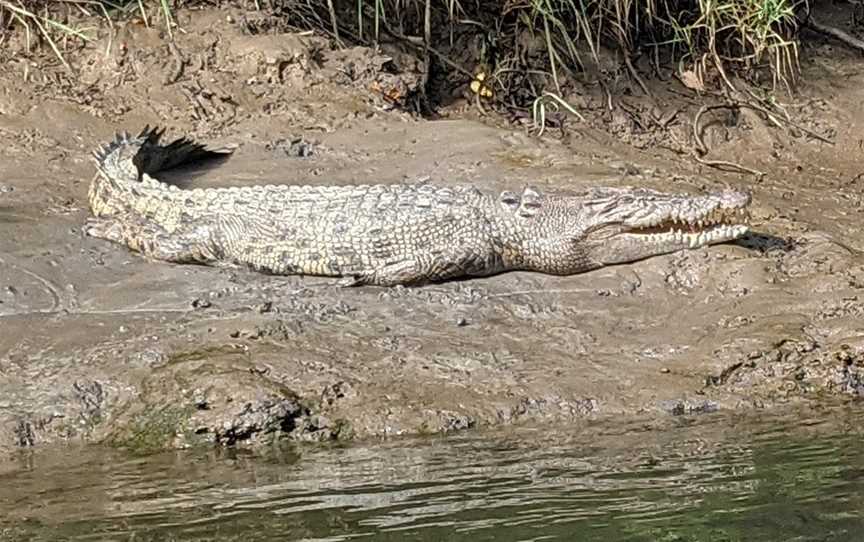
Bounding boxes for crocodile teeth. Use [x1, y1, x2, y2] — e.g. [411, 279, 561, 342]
[636, 222, 748, 245]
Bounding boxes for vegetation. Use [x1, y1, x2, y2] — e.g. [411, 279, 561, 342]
[0, 0, 172, 69]
[321, 0, 807, 95]
[0, 1, 806, 82]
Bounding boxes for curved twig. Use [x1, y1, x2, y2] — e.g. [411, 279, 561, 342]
[691, 150, 764, 178]
[690, 104, 763, 177]
[692, 104, 735, 155]
[531, 92, 585, 136]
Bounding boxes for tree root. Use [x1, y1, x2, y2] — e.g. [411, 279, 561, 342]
[804, 15, 864, 53]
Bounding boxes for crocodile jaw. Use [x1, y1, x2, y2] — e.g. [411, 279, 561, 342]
[629, 223, 750, 249]
[587, 189, 752, 265]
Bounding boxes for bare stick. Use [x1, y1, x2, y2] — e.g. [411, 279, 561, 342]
[164, 39, 184, 85]
[739, 94, 834, 145]
[623, 52, 652, 98]
[326, 0, 340, 42]
[804, 16, 864, 53]
[422, 0, 431, 91]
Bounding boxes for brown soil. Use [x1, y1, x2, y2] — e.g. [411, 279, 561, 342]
[1, 5, 864, 459]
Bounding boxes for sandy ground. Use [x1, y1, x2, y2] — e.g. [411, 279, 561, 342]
[1, 6, 863, 458]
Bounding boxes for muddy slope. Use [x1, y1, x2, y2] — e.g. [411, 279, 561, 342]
[1, 8, 863, 458]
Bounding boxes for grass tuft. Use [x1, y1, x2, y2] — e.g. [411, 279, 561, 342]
[0, 0, 177, 69]
[0, 0, 98, 70]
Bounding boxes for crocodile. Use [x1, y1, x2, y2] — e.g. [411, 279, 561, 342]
[85, 127, 752, 286]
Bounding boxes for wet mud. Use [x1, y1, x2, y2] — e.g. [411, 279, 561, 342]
[1, 7, 864, 458]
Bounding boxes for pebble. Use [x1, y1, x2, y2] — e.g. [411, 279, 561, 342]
[191, 298, 212, 309]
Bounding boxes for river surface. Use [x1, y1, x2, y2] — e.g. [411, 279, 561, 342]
[2, 404, 863, 541]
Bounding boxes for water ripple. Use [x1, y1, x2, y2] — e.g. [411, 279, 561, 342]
[3, 405, 864, 541]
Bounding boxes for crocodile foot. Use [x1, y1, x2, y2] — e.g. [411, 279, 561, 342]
[84, 217, 125, 244]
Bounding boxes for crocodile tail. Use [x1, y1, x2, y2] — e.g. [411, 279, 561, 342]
[91, 126, 232, 188]
[91, 129, 150, 188]
[135, 126, 232, 176]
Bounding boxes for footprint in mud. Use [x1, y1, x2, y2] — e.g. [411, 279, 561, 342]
[0, 257, 64, 316]
[779, 233, 862, 278]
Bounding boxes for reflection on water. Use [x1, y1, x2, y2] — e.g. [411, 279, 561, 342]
[2, 405, 864, 541]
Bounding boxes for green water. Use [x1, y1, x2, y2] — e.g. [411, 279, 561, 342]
[2, 405, 863, 542]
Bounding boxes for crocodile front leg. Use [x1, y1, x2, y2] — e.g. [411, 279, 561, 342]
[85, 213, 220, 264]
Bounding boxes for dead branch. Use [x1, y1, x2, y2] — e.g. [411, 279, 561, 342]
[738, 94, 835, 145]
[804, 16, 864, 53]
[623, 52, 652, 99]
[164, 39, 184, 85]
[325, 0, 340, 43]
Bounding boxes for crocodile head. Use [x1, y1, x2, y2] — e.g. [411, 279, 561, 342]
[582, 186, 751, 267]
[506, 186, 752, 273]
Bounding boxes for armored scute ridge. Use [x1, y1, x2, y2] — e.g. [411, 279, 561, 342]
[86, 127, 752, 286]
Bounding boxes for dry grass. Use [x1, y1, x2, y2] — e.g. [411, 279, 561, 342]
[345, 0, 806, 95]
[0, 0, 174, 69]
[0, 0, 98, 70]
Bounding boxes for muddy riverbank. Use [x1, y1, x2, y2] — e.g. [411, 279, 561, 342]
[1, 6, 864, 459]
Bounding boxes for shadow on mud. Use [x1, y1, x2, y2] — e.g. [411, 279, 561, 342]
[153, 150, 234, 189]
[734, 232, 796, 253]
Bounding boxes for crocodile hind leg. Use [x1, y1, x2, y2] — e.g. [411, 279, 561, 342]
[340, 248, 494, 287]
[85, 214, 219, 264]
[338, 260, 426, 287]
